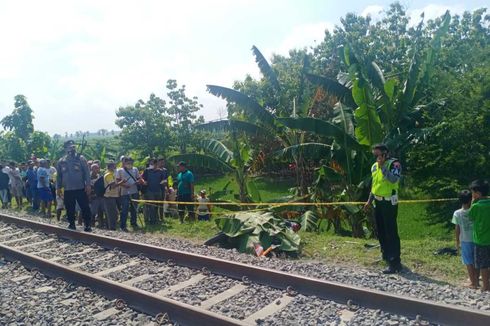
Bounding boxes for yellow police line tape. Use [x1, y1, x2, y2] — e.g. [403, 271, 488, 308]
[136, 201, 273, 217]
[132, 197, 458, 207]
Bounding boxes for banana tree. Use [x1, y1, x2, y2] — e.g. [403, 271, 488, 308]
[306, 11, 451, 151]
[169, 130, 259, 204]
[207, 47, 331, 196]
[276, 105, 371, 236]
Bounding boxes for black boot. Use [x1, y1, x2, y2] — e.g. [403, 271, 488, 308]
[383, 263, 402, 274]
[68, 223, 76, 230]
[84, 225, 92, 232]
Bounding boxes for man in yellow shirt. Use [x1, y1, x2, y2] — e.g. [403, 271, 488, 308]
[364, 144, 402, 274]
[103, 161, 122, 230]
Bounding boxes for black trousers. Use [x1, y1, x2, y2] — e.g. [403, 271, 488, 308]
[177, 193, 194, 222]
[374, 199, 401, 266]
[64, 189, 91, 227]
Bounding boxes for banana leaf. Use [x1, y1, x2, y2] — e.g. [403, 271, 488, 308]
[215, 212, 301, 254]
[251, 45, 281, 93]
[247, 179, 262, 202]
[299, 210, 319, 232]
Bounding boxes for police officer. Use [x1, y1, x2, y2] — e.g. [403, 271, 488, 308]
[56, 140, 92, 231]
[364, 144, 402, 274]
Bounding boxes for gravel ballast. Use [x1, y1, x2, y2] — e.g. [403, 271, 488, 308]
[2, 210, 490, 325]
[0, 259, 165, 325]
[40, 215, 488, 312]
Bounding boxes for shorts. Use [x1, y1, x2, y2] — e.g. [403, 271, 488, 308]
[475, 244, 490, 269]
[198, 214, 210, 221]
[460, 241, 475, 265]
[38, 187, 53, 202]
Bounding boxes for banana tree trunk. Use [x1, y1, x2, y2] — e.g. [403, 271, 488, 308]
[294, 156, 309, 196]
[235, 170, 249, 205]
[350, 214, 365, 238]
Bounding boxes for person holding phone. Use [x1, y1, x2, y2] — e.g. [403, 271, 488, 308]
[364, 144, 402, 274]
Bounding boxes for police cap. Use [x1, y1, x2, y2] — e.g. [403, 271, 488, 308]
[63, 140, 76, 148]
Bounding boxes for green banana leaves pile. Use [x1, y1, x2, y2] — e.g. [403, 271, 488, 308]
[214, 212, 301, 255]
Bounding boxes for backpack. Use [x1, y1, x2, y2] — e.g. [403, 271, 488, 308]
[94, 175, 107, 197]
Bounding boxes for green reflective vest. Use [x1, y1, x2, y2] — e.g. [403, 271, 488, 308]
[371, 159, 399, 197]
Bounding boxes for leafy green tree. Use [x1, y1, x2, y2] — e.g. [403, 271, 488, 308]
[1, 131, 27, 162]
[406, 9, 490, 225]
[1, 95, 34, 140]
[27, 131, 51, 158]
[166, 79, 204, 154]
[115, 94, 171, 157]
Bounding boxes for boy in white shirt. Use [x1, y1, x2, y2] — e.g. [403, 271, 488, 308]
[165, 186, 179, 219]
[197, 190, 211, 221]
[452, 189, 479, 288]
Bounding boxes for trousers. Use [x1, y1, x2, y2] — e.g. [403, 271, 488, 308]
[0, 189, 8, 206]
[91, 197, 105, 227]
[177, 193, 194, 222]
[144, 191, 161, 224]
[374, 199, 401, 266]
[64, 189, 91, 227]
[30, 186, 40, 210]
[120, 193, 139, 229]
[104, 197, 119, 230]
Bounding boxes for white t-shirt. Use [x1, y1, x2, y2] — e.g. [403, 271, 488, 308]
[37, 167, 51, 188]
[5, 167, 22, 186]
[49, 166, 57, 182]
[197, 197, 210, 216]
[116, 167, 140, 196]
[167, 189, 176, 201]
[452, 208, 473, 243]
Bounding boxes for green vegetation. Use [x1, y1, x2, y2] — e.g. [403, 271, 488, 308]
[1, 2, 488, 284]
[142, 175, 462, 284]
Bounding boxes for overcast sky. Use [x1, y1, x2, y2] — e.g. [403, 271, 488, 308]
[0, 0, 487, 135]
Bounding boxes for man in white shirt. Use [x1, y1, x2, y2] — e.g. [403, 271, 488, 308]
[116, 157, 141, 231]
[5, 162, 24, 208]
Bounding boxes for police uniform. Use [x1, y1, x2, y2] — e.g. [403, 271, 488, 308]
[56, 140, 92, 230]
[370, 158, 402, 272]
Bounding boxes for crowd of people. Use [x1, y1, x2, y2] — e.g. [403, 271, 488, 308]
[0, 140, 212, 232]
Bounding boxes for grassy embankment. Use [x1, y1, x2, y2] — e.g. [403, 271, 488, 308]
[142, 174, 462, 285]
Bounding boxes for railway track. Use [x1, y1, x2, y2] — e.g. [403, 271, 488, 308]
[0, 212, 489, 325]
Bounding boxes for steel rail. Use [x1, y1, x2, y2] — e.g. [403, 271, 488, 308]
[0, 244, 245, 326]
[1, 213, 490, 326]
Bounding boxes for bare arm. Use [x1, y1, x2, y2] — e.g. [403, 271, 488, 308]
[56, 162, 62, 190]
[455, 225, 461, 249]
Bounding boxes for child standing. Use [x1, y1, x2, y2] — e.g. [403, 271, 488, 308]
[56, 191, 64, 221]
[468, 179, 490, 291]
[197, 190, 211, 221]
[452, 190, 479, 288]
[37, 159, 53, 218]
[165, 185, 179, 219]
[0, 164, 9, 208]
